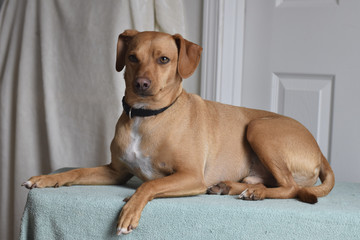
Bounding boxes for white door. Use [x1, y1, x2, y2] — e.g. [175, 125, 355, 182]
[202, 0, 360, 182]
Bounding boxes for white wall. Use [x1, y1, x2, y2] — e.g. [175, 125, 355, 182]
[182, 0, 203, 95]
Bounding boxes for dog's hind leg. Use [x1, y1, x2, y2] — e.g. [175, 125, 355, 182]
[207, 158, 299, 200]
[241, 117, 319, 203]
[209, 116, 321, 203]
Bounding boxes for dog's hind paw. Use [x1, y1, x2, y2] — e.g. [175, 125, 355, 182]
[206, 182, 230, 195]
[238, 189, 250, 199]
[238, 186, 265, 200]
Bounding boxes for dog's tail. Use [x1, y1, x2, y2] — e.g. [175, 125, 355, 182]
[297, 154, 335, 204]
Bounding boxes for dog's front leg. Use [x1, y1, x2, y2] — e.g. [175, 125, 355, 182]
[22, 164, 133, 188]
[117, 172, 207, 235]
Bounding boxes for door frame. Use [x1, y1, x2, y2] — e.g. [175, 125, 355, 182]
[200, 0, 245, 106]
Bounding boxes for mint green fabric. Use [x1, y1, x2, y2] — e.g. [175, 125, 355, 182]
[20, 170, 360, 240]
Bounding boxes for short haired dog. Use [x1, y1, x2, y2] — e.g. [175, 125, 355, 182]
[23, 30, 335, 236]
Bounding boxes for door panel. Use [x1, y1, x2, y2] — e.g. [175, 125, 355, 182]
[271, 73, 334, 158]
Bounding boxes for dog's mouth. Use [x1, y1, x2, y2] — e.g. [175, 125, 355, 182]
[133, 89, 155, 97]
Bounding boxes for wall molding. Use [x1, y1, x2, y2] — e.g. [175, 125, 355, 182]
[200, 0, 245, 106]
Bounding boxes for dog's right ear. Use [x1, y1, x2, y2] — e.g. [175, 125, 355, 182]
[116, 30, 139, 72]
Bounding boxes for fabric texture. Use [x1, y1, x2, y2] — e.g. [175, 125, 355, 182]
[20, 169, 360, 240]
[0, 1, 185, 239]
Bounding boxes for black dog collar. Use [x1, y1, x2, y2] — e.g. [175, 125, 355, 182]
[122, 97, 178, 119]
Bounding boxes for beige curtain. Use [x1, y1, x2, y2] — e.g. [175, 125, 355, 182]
[0, 0, 185, 239]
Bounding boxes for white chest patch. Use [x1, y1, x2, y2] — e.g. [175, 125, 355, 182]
[121, 117, 154, 179]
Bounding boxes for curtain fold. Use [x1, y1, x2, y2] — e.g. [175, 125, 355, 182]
[0, 0, 185, 239]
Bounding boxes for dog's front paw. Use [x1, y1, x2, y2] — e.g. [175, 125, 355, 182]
[207, 182, 231, 195]
[117, 199, 142, 236]
[22, 175, 62, 189]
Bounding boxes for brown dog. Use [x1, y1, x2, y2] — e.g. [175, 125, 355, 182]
[23, 30, 335, 236]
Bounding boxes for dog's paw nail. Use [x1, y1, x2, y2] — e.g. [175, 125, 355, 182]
[116, 228, 124, 236]
[238, 188, 248, 199]
[128, 225, 133, 231]
[22, 181, 33, 189]
[250, 193, 255, 200]
[117, 227, 132, 236]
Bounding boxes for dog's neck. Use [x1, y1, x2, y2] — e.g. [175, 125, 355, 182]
[122, 95, 180, 119]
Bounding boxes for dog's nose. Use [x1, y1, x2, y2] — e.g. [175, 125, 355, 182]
[135, 77, 151, 91]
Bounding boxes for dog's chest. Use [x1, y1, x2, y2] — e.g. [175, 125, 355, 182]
[120, 118, 154, 180]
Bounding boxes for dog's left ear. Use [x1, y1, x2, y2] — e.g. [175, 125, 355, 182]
[116, 29, 139, 72]
[173, 34, 202, 79]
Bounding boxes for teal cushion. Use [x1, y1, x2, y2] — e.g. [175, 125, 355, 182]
[20, 169, 360, 240]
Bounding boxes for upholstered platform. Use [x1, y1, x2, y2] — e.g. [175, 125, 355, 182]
[20, 169, 360, 240]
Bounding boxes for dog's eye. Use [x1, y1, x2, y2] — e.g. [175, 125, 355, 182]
[128, 55, 139, 63]
[158, 56, 170, 64]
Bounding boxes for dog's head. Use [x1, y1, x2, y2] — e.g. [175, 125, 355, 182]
[116, 30, 202, 105]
